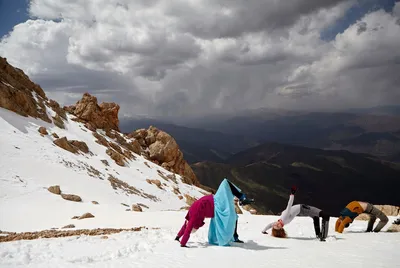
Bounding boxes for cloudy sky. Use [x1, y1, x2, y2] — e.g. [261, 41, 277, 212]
[0, 0, 399, 118]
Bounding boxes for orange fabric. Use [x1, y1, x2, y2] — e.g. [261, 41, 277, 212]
[345, 201, 365, 214]
[335, 217, 353, 233]
[335, 201, 366, 233]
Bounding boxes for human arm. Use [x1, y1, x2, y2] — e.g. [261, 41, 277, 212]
[262, 222, 274, 233]
[180, 220, 195, 246]
[336, 217, 352, 233]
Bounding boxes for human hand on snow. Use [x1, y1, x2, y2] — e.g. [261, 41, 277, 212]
[291, 186, 297, 194]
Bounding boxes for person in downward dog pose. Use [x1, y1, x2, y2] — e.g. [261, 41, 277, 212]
[175, 178, 254, 247]
[261, 186, 330, 241]
[335, 201, 388, 233]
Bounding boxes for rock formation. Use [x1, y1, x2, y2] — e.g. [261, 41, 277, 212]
[128, 126, 200, 186]
[64, 93, 120, 131]
[0, 57, 51, 123]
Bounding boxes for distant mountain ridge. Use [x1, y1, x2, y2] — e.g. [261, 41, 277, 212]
[192, 142, 400, 215]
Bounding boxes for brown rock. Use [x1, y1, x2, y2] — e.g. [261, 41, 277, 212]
[101, 160, 109, 166]
[85, 122, 96, 131]
[61, 194, 82, 202]
[173, 187, 180, 195]
[38, 127, 48, 135]
[48, 185, 61, 195]
[109, 142, 123, 154]
[64, 93, 120, 131]
[53, 137, 88, 154]
[128, 140, 141, 155]
[149, 179, 162, 188]
[0, 57, 51, 123]
[70, 140, 89, 154]
[52, 114, 65, 129]
[93, 132, 109, 147]
[92, 201, 99, 205]
[48, 99, 67, 120]
[78, 213, 95, 220]
[100, 235, 109, 239]
[62, 224, 75, 229]
[52, 133, 59, 139]
[142, 128, 199, 186]
[54, 137, 78, 154]
[132, 204, 143, 212]
[71, 216, 79, 219]
[184, 194, 197, 206]
[106, 148, 126, 166]
[178, 195, 183, 200]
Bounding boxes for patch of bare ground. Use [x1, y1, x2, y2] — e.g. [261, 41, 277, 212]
[0, 227, 146, 243]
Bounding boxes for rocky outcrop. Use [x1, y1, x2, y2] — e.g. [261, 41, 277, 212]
[146, 179, 162, 188]
[38, 127, 48, 135]
[53, 137, 89, 154]
[78, 213, 94, 219]
[132, 204, 143, 212]
[128, 126, 200, 186]
[48, 185, 61, 195]
[0, 57, 51, 123]
[0, 227, 145, 243]
[61, 194, 82, 202]
[64, 93, 120, 131]
[62, 224, 75, 229]
[106, 148, 126, 166]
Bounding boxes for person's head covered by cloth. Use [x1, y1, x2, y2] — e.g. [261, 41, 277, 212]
[208, 178, 240, 246]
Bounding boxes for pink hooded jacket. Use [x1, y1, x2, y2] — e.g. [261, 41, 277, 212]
[178, 194, 215, 246]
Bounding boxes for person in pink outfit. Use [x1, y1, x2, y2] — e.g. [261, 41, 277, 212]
[175, 195, 215, 247]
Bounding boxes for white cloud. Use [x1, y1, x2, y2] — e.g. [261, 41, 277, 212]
[0, 0, 399, 117]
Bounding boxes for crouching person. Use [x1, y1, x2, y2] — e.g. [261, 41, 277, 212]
[335, 201, 388, 233]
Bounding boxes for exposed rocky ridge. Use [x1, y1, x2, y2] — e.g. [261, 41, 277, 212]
[128, 126, 201, 187]
[64, 93, 120, 132]
[0, 57, 50, 122]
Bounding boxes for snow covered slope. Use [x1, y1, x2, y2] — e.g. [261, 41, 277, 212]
[0, 214, 399, 268]
[0, 106, 207, 232]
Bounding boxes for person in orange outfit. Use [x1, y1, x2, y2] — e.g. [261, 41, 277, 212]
[335, 201, 388, 233]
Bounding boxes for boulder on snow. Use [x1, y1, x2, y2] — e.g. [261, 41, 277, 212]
[92, 201, 99, 205]
[146, 179, 162, 188]
[48, 185, 61, 195]
[62, 224, 75, 229]
[78, 213, 95, 219]
[53, 137, 90, 154]
[52, 133, 59, 139]
[52, 114, 65, 129]
[132, 204, 143, 212]
[106, 148, 126, 166]
[38, 127, 48, 135]
[53, 137, 78, 154]
[70, 140, 89, 154]
[61, 194, 82, 202]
